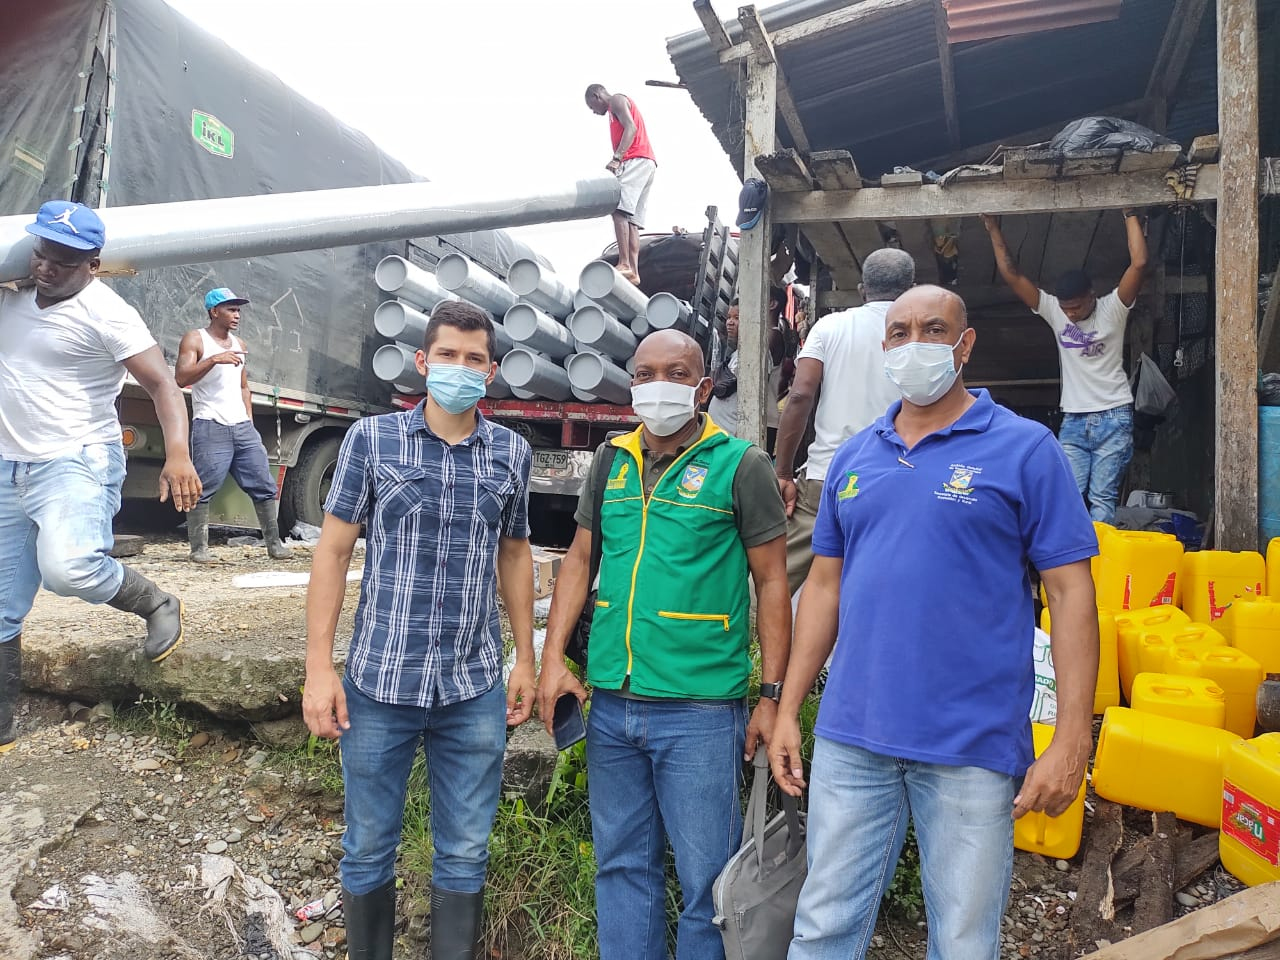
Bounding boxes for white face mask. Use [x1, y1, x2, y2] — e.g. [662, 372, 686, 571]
[884, 337, 964, 407]
[631, 380, 700, 437]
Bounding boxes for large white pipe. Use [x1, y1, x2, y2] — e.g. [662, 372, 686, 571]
[573, 289, 595, 312]
[373, 300, 430, 345]
[501, 348, 573, 401]
[507, 258, 575, 319]
[504, 303, 575, 360]
[374, 255, 457, 313]
[436, 253, 519, 317]
[625, 355, 637, 376]
[512, 387, 539, 401]
[569, 304, 636, 364]
[646, 292, 693, 331]
[579, 260, 649, 321]
[0, 176, 622, 284]
[567, 352, 632, 405]
[571, 386, 599, 403]
[630, 314, 651, 337]
[372, 341, 420, 387]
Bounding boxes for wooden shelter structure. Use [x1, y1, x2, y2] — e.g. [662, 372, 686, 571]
[669, 0, 1278, 549]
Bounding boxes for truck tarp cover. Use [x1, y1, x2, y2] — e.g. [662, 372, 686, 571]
[0, 0, 543, 407]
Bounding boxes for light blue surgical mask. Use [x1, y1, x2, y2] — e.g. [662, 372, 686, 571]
[426, 362, 488, 414]
[884, 337, 964, 406]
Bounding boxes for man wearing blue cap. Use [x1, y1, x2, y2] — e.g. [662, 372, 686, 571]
[176, 290, 291, 563]
[0, 201, 201, 754]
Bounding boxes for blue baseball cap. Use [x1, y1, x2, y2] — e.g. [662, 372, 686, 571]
[204, 287, 250, 310]
[735, 178, 768, 230]
[25, 200, 106, 251]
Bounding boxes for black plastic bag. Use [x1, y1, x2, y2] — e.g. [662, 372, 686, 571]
[1259, 373, 1280, 406]
[1048, 117, 1176, 155]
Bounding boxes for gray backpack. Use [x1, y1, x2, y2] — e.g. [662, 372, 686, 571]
[711, 747, 808, 960]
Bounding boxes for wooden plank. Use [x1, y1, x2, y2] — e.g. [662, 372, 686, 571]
[1118, 143, 1184, 173]
[753, 149, 812, 192]
[881, 170, 924, 187]
[737, 5, 812, 153]
[693, 0, 732, 54]
[933, 0, 960, 150]
[1004, 147, 1062, 180]
[771, 165, 1223, 223]
[1224, 941, 1280, 960]
[1064, 799, 1125, 958]
[1215, 0, 1260, 550]
[1147, 0, 1214, 101]
[1076, 883, 1280, 960]
[1189, 134, 1221, 163]
[1061, 149, 1122, 178]
[1112, 831, 1221, 909]
[754, 150, 862, 280]
[807, 149, 885, 280]
[719, 0, 930, 63]
[737, 53, 775, 451]
[1131, 811, 1179, 935]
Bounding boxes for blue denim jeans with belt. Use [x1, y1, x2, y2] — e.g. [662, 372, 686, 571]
[0, 442, 127, 644]
[1057, 404, 1133, 523]
[587, 689, 748, 960]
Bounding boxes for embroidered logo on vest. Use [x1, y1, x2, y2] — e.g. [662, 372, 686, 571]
[678, 464, 707, 498]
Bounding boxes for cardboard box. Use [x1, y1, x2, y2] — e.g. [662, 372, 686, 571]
[532, 548, 566, 600]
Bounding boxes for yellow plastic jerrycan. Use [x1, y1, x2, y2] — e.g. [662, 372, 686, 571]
[1097, 529, 1183, 611]
[1164, 645, 1265, 738]
[1093, 707, 1242, 827]
[1014, 723, 1086, 859]
[1219, 597, 1280, 675]
[1114, 606, 1191, 700]
[1220, 734, 1280, 886]
[1038, 520, 1114, 607]
[1130, 624, 1226, 700]
[1041, 608, 1121, 713]
[1268, 538, 1280, 596]
[1130, 673, 1228, 729]
[1181, 550, 1266, 625]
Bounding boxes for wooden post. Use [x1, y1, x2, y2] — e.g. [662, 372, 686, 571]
[736, 49, 775, 451]
[1214, 0, 1260, 549]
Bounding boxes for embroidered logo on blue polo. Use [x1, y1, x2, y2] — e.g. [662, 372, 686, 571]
[678, 464, 708, 497]
[937, 463, 982, 504]
[836, 471, 860, 501]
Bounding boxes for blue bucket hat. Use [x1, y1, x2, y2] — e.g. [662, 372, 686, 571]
[204, 287, 250, 310]
[25, 201, 106, 251]
[735, 178, 768, 230]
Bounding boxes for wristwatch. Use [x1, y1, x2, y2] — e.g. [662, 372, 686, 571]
[759, 681, 784, 702]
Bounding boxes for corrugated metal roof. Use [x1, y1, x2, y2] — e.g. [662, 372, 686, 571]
[942, 0, 1123, 44]
[667, 0, 1222, 178]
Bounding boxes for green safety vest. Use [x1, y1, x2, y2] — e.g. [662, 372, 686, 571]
[588, 417, 753, 699]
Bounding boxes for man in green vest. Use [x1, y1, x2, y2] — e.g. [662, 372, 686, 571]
[537, 329, 791, 960]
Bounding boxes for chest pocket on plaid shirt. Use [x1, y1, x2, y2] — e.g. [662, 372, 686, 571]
[476, 477, 512, 528]
[373, 464, 438, 524]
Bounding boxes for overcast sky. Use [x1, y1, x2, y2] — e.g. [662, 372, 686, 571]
[164, 0, 746, 278]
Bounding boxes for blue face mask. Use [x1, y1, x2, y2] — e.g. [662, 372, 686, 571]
[426, 362, 489, 414]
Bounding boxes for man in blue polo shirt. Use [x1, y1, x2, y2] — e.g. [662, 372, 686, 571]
[302, 301, 536, 960]
[769, 286, 1099, 960]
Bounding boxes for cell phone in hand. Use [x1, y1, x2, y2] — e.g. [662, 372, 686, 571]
[552, 693, 586, 751]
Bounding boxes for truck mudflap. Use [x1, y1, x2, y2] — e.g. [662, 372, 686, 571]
[530, 449, 595, 497]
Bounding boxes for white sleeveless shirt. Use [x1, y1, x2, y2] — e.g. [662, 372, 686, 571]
[191, 328, 250, 425]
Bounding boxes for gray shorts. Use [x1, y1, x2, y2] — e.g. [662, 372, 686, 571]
[616, 157, 656, 229]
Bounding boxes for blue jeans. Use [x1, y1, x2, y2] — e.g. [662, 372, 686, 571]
[1057, 405, 1133, 523]
[0, 442, 127, 644]
[191, 419, 277, 505]
[789, 737, 1016, 960]
[338, 675, 507, 896]
[587, 689, 748, 960]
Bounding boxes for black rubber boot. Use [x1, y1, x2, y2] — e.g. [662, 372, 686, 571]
[342, 879, 395, 960]
[253, 499, 293, 560]
[0, 635, 20, 753]
[186, 503, 215, 563]
[429, 888, 484, 960]
[106, 567, 184, 662]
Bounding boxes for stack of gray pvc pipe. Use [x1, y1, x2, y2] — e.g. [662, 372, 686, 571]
[372, 254, 699, 407]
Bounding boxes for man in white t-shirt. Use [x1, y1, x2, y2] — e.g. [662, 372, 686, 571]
[0, 201, 202, 754]
[774, 249, 914, 594]
[983, 210, 1149, 522]
[176, 288, 291, 563]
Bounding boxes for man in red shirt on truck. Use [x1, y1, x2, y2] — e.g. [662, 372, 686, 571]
[585, 84, 656, 287]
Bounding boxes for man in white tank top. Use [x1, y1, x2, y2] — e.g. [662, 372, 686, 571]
[175, 289, 291, 562]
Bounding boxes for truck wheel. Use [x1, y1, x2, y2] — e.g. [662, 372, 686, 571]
[281, 435, 343, 535]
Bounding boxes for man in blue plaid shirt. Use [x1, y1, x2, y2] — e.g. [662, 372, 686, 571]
[303, 301, 535, 960]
